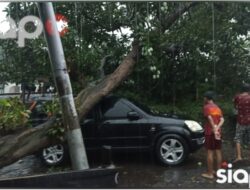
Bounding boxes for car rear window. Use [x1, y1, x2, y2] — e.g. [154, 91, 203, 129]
[101, 98, 132, 119]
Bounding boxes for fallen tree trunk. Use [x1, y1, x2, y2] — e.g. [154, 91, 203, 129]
[0, 40, 140, 169]
[0, 119, 56, 168]
[75, 40, 140, 119]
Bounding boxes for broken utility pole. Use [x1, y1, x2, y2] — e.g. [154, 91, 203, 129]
[37, 2, 89, 170]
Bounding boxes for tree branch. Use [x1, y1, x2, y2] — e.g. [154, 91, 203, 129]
[161, 2, 199, 31]
[98, 54, 112, 79]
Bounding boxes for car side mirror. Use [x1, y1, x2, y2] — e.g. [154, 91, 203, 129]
[127, 111, 140, 120]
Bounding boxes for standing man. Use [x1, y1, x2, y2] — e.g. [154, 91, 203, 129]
[202, 91, 224, 179]
[233, 83, 250, 163]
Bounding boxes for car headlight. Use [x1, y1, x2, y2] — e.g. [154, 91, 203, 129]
[184, 120, 203, 132]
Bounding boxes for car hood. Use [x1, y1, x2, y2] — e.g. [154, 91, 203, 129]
[162, 112, 194, 120]
[147, 115, 186, 126]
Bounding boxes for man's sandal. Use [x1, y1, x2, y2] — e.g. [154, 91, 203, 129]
[201, 173, 214, 179]
[233, 158, 243, 163]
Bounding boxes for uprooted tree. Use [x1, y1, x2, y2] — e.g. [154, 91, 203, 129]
[0, 2, 199, 169]
[1, 1, 250, 168]
[0, 39, 140, 168]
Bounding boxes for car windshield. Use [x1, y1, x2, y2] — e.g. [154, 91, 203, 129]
[129, 99, 155, 115]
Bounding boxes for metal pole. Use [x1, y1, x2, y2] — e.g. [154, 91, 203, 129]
[37, 2, 89, 170]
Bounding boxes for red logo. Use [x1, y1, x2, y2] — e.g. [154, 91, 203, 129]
[45, 13, 69, 37]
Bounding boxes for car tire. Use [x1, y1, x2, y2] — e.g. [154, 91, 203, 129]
[155, 134, 189, 166]
[40, 144, 66, 166]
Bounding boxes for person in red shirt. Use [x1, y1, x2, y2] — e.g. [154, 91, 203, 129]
[202, 91, 224, 179]
[233, 83, 250, 163]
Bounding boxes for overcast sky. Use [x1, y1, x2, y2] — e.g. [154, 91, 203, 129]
[0, 3, 9, 19]
[0, 3, 9, 33]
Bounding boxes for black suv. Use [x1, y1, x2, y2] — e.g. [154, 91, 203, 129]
[38, 96, 204, 166]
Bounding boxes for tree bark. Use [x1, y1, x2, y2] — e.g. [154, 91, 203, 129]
[0, 119, 56, 168]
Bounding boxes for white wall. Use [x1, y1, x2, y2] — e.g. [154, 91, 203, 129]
[3, 83, 21, 93]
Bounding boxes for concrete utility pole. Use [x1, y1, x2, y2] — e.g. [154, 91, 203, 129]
[37, 2, 89, 170]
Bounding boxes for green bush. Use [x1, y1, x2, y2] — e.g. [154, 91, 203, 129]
[0, 97, 30, 133]
[42, 99, 61, 117]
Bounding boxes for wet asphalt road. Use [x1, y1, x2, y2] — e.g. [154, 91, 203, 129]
[1, 140, 250, 189]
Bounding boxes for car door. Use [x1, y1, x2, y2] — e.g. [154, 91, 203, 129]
[80, 108, 101, 149]
[98, 97, 149, 150]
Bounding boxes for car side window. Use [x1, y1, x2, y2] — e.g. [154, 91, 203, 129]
[102, 99, 132, 119]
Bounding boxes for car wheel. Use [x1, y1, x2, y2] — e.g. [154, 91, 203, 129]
[40, 144, 65, 166]
[155, 134, 189, 166]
